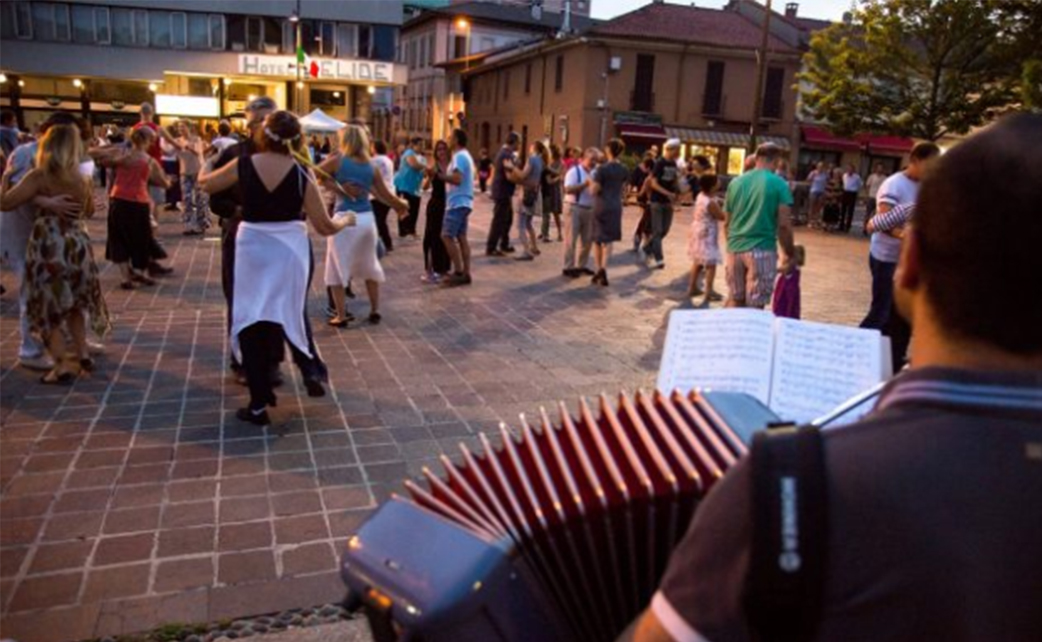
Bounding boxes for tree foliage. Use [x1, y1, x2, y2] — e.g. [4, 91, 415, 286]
[798, 0, 1038, 140]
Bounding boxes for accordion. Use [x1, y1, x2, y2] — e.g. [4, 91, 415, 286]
[341, 390, 780, 642]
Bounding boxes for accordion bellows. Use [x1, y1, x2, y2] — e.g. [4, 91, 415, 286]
[341, 390, 778, 642]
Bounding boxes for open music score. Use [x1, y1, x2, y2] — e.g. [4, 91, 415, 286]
[657, 309, 893, 424]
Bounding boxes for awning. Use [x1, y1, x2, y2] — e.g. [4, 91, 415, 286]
[616, 123, 668, 142]
[800, 125, 860, 151]
[298, 108, 346, 133]
[666, 126, 791, 150]
[857, 134, 914, 156]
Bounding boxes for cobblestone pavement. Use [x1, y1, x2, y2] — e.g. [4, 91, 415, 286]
[0, 191, 873, 641]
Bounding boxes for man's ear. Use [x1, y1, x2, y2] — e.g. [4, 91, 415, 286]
[895, 226, 922, 293]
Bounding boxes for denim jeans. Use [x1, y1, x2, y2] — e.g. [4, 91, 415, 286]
[859, 254, 897, 329]
[181, 174, 206, 231]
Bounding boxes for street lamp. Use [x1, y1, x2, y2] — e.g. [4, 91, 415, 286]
[367, 86, 376, 95]
[72, 78, 83, 88]
[148, 83, 158, 92]
[0, 73, 6, 84]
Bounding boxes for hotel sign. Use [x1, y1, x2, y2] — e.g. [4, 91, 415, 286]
[239, 55, 400, 84]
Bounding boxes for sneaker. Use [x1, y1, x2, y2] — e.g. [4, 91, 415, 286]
[236, 407, 271, 426]
[148, 262, 174, 276]
[562, 268, 581, 278]
[420, 272, 441, 284]
[485, 249, 506, 257]
[18, 353, 55, 371]
[85, 339, 105, 355]
[501, 246, 517, 254]
[651, 260, 666, 270]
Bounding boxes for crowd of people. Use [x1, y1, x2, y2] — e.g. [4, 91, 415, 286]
[0, 97, 1000, 427]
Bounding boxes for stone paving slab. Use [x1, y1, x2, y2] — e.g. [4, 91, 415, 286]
[0, 191, 872, 641]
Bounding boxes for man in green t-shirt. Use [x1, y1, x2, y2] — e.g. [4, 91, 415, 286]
[723, 143, 796, 308]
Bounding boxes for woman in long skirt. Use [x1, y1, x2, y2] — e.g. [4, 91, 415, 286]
[318, 125, 408, 326]
[1, 124, 110, 383]
[422, 140, 452, 283]
[200, 111, 351, 425]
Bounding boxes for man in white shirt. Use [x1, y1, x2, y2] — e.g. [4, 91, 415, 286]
[562, 148, 600, 277]
[840, 164, 863, 232]
[210, 120, 239, 154]
[440, 128, 476, 287]
[863, 163, 887, 224]
[859, 142, 940, 368]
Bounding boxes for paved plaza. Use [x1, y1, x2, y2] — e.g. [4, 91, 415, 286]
[0, 193, 873, 641]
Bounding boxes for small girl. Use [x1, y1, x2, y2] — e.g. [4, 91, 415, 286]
[687, 173, 725, 306]
[772, 245, 805, 319]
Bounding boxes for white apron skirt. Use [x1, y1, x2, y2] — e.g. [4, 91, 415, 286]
[231, 220, 312, 361]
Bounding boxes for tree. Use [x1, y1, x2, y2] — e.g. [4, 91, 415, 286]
[798, 0, 1032, 140]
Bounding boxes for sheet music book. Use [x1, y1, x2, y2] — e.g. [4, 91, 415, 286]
[657, 309, 893, 424]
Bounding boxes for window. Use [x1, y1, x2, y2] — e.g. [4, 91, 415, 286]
[170, 12, 186, 49]
[1, 3, 15, 40]
[420, 36, 428, 68]
[318, 22, 335, 56]
[726, 148, 746, 176]
[454, 35, 466, 59]
[373, 25, 395, 61]
[209, 14, 225, 50]
[503, 70, 510, 100]
[554, 55, 564, 92]
[358, 24, 371, 58]
[55, 4, 70, 41]
[133, 9, 148, 46]
[112, 8, 132, 45]
[31, 2, 55, 40]
[94, 7, 109, 44]
[337, 23, 356, 58]
[762, 67, 785, 119]
[246, 16, 263, 51]
[524, 63, 531, 94]
[189, 13, 209, 49]
[72, 5, 96, 43]
[428, 33, 435, 64]
[703, 61, 725, 115]
[149, 11, 170, 48]
[632, 54, 655, 112]
[14, 2, 32, 39]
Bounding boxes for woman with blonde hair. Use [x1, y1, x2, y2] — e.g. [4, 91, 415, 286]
[0, 124, 110, 384]
[318, 124, 407, 326]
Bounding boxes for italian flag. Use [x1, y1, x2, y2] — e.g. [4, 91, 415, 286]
[296, 44, 319, 78]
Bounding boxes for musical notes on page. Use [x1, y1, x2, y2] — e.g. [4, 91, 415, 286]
[657, 310, 775, 404]
[769, 318, 884, 424]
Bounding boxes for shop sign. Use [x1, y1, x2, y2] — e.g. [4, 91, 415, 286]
[239, 55, 395, 83]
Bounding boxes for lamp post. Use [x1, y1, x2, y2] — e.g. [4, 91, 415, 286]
[749, 0, 773, 154]
[290, 0, 301, 112]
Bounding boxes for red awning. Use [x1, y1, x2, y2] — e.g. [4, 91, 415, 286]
[616, 123, 667, 142]
[801, 125, 860, 151]
[857, 134, 915, 156]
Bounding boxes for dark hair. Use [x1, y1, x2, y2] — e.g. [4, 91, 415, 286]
[257, 110, 301, 155]
[915, 113, 1042, 353]
[550, 143, 562, 160]
[505, 131, 520, 146]
[909, 141, 941, 162]
[698, 173, 719, 193]
[1, 110, 14, 126]
[39, 111, 79, 135]
[410, 136, 424, 146]
[755, 143, 783, 163]
[373, 140, 388, 155]
[451, 128, 468, 149]
[606, 138, 625, 159]
[218, 120, 232, 137]
[692, 155, 711, 170]
[641, 157, 654, 170]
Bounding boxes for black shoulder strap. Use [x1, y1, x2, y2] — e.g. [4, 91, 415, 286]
[744, 425, 828, 642]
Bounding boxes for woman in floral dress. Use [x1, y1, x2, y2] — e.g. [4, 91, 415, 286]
[0, 124, 109, 383]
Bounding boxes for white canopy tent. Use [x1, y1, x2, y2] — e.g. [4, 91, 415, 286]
[298, 109, 346, 133]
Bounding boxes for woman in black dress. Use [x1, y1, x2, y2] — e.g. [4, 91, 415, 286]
[421, 140, 452, 283]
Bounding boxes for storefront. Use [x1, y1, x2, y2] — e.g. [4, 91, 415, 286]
[665, 126, 791, 176]
[798, 125, 912, 179]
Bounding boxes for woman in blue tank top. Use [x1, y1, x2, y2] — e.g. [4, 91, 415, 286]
[318, 125, 407, 326]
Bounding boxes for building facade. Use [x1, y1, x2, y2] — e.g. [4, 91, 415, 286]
[461, 2, 802, 173]
[397, 0, 595, 146]
[0, 0, 404, 139]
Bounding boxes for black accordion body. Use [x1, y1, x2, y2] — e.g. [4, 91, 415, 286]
[341, 390, 779, 642]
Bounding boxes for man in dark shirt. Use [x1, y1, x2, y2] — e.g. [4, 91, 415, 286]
[486, 132, 520, 256]
[209, 96, 281, 382]
[643, 139, 682, 269]
[622, 113, 1042, 642]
